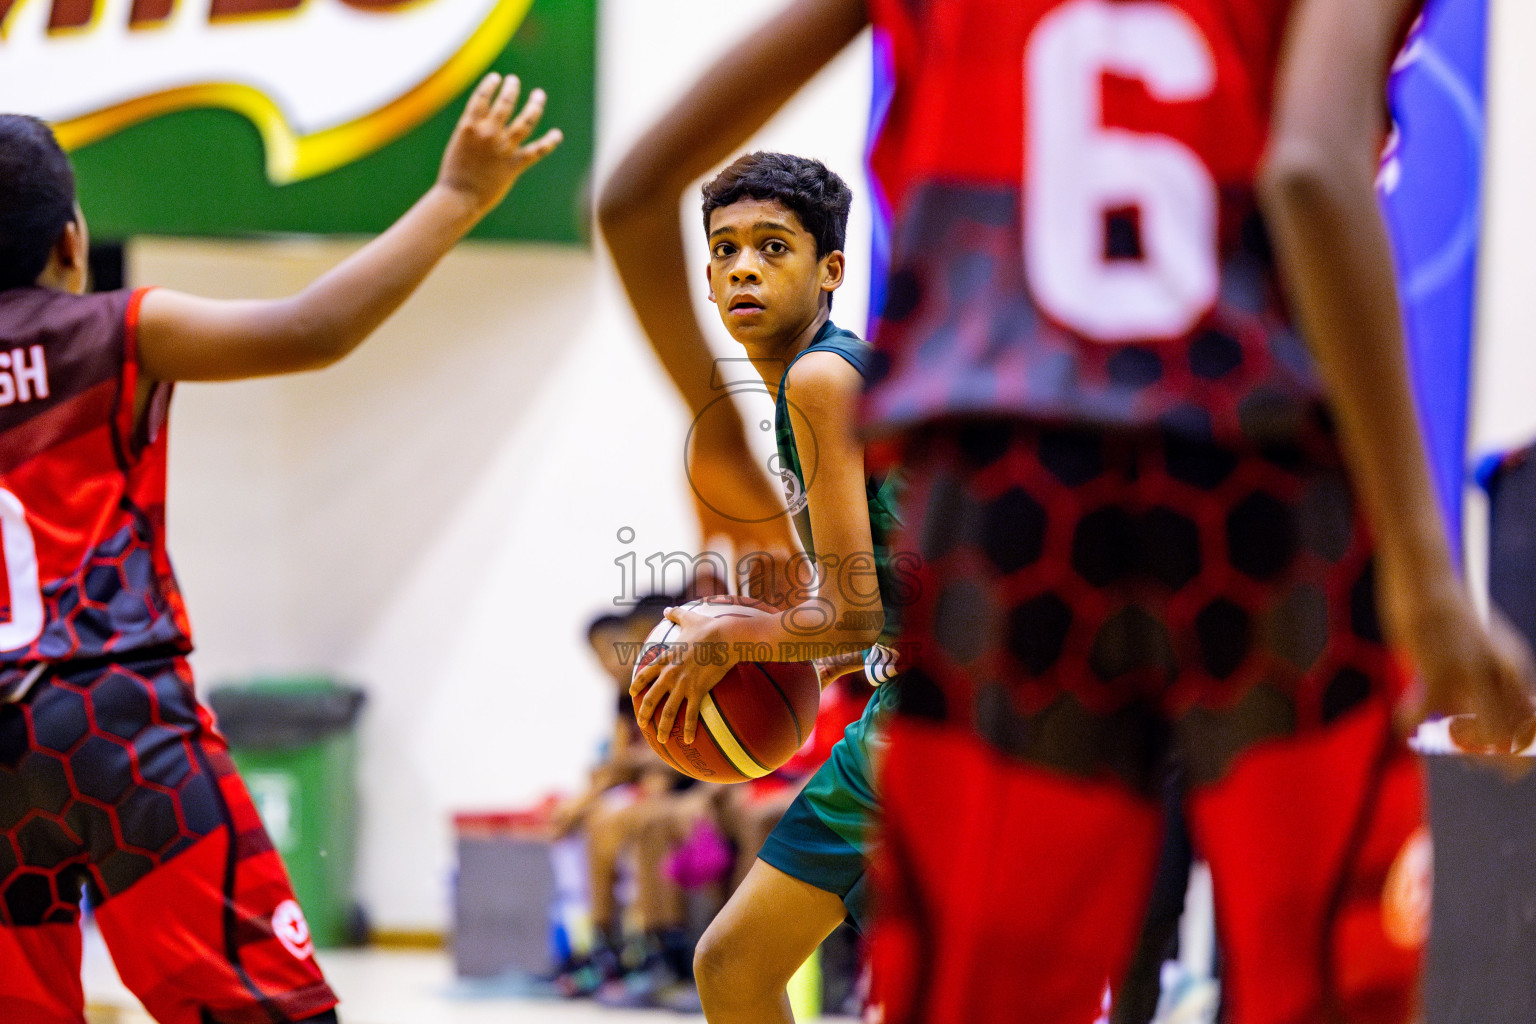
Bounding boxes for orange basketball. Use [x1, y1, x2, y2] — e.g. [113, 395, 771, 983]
[632, 595, 820, 784]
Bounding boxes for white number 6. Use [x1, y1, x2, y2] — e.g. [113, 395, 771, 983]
[1025, 0, 1219, 342]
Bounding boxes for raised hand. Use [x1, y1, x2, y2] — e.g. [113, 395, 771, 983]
[136, 73, 564, 386]
[436, 72, 562, 217]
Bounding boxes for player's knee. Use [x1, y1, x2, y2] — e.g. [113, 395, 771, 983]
[694, 917, 775, 1006]
[693, 921, 733, 992]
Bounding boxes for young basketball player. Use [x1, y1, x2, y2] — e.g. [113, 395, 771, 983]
[0, 75, 558, 1024]
[613, 151, 901, 1023]
[599, 1, 1536, 1022]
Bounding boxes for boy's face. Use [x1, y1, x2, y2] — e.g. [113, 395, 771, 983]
[705, 198, 843, 347]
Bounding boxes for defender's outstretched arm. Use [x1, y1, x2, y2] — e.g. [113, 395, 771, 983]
[135, 73, 561, 383]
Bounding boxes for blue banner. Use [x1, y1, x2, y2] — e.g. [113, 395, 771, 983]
[865, 25, 896, 327]
[1381, 0, 1489, 551]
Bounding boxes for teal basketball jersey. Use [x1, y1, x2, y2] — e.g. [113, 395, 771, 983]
[773, 320, 904, 640]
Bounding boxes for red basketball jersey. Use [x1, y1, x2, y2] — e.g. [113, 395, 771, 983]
[862, 0, 1398, 443]
[0, 286, 192, 673]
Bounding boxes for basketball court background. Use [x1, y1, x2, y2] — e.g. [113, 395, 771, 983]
[6, 0, 1536, 961]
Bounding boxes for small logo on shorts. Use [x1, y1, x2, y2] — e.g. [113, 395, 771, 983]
[1382, 826, 1432, 950]
[272, 899, 315, 960]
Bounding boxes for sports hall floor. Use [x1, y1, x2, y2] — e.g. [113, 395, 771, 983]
[81, 927, 699, 1024]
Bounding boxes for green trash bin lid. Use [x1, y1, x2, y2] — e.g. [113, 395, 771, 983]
[207, 677, 365, 749]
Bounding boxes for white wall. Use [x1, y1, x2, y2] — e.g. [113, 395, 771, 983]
[135, 0, 873, 931]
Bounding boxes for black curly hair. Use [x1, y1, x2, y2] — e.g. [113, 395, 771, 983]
[0, 116, 76, 292]
[701, 151, 852, 259]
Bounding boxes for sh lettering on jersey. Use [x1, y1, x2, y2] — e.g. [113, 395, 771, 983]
[0, 347, 48, 408]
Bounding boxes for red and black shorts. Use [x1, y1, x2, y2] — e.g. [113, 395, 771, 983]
[872, 421, 1426, 1024]
[0, 654, 337, 1024]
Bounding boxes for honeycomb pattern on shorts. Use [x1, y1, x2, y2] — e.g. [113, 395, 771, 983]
[891, 421, 1397, 790]
[0, 659, 223, 925]
[15, 520, 190, 665]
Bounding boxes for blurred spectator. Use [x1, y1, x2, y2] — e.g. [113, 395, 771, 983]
[551, 596, 713, 1010]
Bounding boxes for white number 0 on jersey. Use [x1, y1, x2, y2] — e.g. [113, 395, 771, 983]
[0, 488, 44, 652]
[1025, 0, 1219, 342]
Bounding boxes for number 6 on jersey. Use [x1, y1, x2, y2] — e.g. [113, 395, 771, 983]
[1025, 0, 1219, 343]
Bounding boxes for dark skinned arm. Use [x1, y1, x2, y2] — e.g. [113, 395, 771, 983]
[136, 75, 559, 389]
[1260, 0, 1536, 748]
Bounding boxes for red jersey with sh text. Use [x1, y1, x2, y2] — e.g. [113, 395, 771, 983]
[0, 286, 191, 672]
[863, 0, 1330, 443]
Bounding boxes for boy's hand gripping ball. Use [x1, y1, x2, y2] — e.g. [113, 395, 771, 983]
[632, 596, 820, 783]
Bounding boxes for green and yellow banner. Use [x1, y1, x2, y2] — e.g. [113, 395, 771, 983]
[1, 0, 594, 242]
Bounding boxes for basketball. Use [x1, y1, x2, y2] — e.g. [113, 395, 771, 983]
[632, 595, 821, 784]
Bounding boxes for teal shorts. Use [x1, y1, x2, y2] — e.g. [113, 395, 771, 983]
[757, 681, 895, 932]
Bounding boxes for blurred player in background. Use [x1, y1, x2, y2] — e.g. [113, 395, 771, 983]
[0, 75, 557, 1024]
[552, 596, 712, 1006]
[609, 151, 902, 1023]
[597, 0, 1536, 1022]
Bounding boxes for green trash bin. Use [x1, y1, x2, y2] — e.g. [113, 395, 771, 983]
[206, 677, 366, 948]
